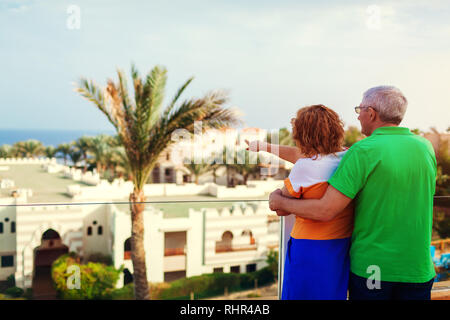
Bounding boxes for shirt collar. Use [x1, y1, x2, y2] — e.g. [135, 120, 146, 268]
[372, 126, 412, 136]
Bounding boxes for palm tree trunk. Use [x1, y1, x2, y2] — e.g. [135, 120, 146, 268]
[129, 190, 150, 300]
[83, 154, 88, 173]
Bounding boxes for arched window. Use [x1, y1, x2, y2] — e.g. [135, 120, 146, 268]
[124, 238, 131, 260]
[11, 222, 15, 233]
[87, 226, 92, 236]
[97, 226, 103, 235]
[216, 231, 233, 253]
[42, 229, 60, 240]
[241, 229, 255, 245]
[0, 222, 3, 234]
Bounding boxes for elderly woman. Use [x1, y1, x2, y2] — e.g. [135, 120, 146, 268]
[248, 104, 354, 300]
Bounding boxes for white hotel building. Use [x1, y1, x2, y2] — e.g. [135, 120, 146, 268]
[0, 127, 290, 296]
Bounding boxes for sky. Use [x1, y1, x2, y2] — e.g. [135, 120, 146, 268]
[0, 0, 449, 133]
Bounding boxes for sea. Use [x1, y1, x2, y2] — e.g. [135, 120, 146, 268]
[0, 129, 116, 147]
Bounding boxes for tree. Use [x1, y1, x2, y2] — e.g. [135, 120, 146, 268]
[411, 128, 422, 135]
[12, 139, 44, 158]
[88, 135, 112, 177]
[184, 161, 215, 184]
[109, 146, 133, 181]
[44, 146, 57, 158]
[68, 145, 83, 167]
[74, 136, 94, 172]
[266, 249, 278, 281]
[344, 126, 364, 147]
[229, 150, 260, 185]
[266, 127, 295, 146]
[0, 145, 11, 158]
[76, 64, 241, 299]
[56, 143, 72, 165]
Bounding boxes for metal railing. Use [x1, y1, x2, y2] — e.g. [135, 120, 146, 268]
[2, 195, 449, 300]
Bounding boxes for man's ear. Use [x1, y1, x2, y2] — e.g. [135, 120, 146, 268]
[369, 107, 377, 122]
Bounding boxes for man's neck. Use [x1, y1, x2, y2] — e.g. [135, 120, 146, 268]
[368, 123, 398, 136]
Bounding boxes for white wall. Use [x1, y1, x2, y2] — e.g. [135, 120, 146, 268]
[0, 198, 17, 281]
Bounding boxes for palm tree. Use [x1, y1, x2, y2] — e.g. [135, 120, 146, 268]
[68, 145, 83, 167]
[12, 139, 44, 158]
[110, 146, 132, 181]
[76, 64, 240, 299]
[88, 134, 111, 177]
[24, 140, 44, 157]
[229, 150, 260, 185]
[184, 161, 216, 184]
[0, 144, 12, 158]
[56, 143, 71, 165]
[74, 136, 94, 172]
[44, 146, 57, 158]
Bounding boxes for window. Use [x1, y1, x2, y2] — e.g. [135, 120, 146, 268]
[165, 168, 171, 176]
[213, 267, 223, 273]
[124, 238, 131, 260]
[1, 255, 13, 268]
[230, 265, 240, 274]
[246, 263, 257, 273]
[0, 222, 3, 234]
[97, 226, 103, 235]
[87, 226, 92, 236]
[11, 222, 15, 233]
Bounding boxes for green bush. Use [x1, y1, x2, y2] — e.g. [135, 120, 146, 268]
[110, 283, 134, 300]
[85, 253, 113, 266]
[6, 274, 15, 288]
[266, 249, 278, 280]
[51, 252, 123, 299]
[4, 286, 24, 298]
[23, 288, 33, 300]
[153, 267, 275, 300]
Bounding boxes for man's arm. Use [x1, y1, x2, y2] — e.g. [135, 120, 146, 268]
[269, 185, 352, 221]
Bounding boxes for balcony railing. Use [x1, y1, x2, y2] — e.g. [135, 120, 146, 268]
[215, 243, 258, 253]
[164, 248, 185, 256]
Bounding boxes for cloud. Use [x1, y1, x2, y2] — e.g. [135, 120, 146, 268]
[0, 0, 34, 12]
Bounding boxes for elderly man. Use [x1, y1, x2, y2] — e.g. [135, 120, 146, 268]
[269, 86, 437, 300]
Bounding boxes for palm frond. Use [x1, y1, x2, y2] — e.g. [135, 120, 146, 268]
[76, 78, 117, 129]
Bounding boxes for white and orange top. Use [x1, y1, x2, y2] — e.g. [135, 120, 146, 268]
[284, 150, 354, 240]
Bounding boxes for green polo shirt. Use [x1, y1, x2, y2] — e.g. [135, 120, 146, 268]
[328, 126, 437, 283]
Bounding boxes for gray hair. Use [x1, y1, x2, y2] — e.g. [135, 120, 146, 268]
[362, 86, 408, 125]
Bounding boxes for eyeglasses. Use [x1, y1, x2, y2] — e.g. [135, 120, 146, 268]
[354, 106, 371, 114]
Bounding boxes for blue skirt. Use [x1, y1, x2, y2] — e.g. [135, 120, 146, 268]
[281, 237, 351, 300]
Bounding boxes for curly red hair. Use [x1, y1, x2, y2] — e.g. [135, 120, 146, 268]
[291, 104, 344, 158]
